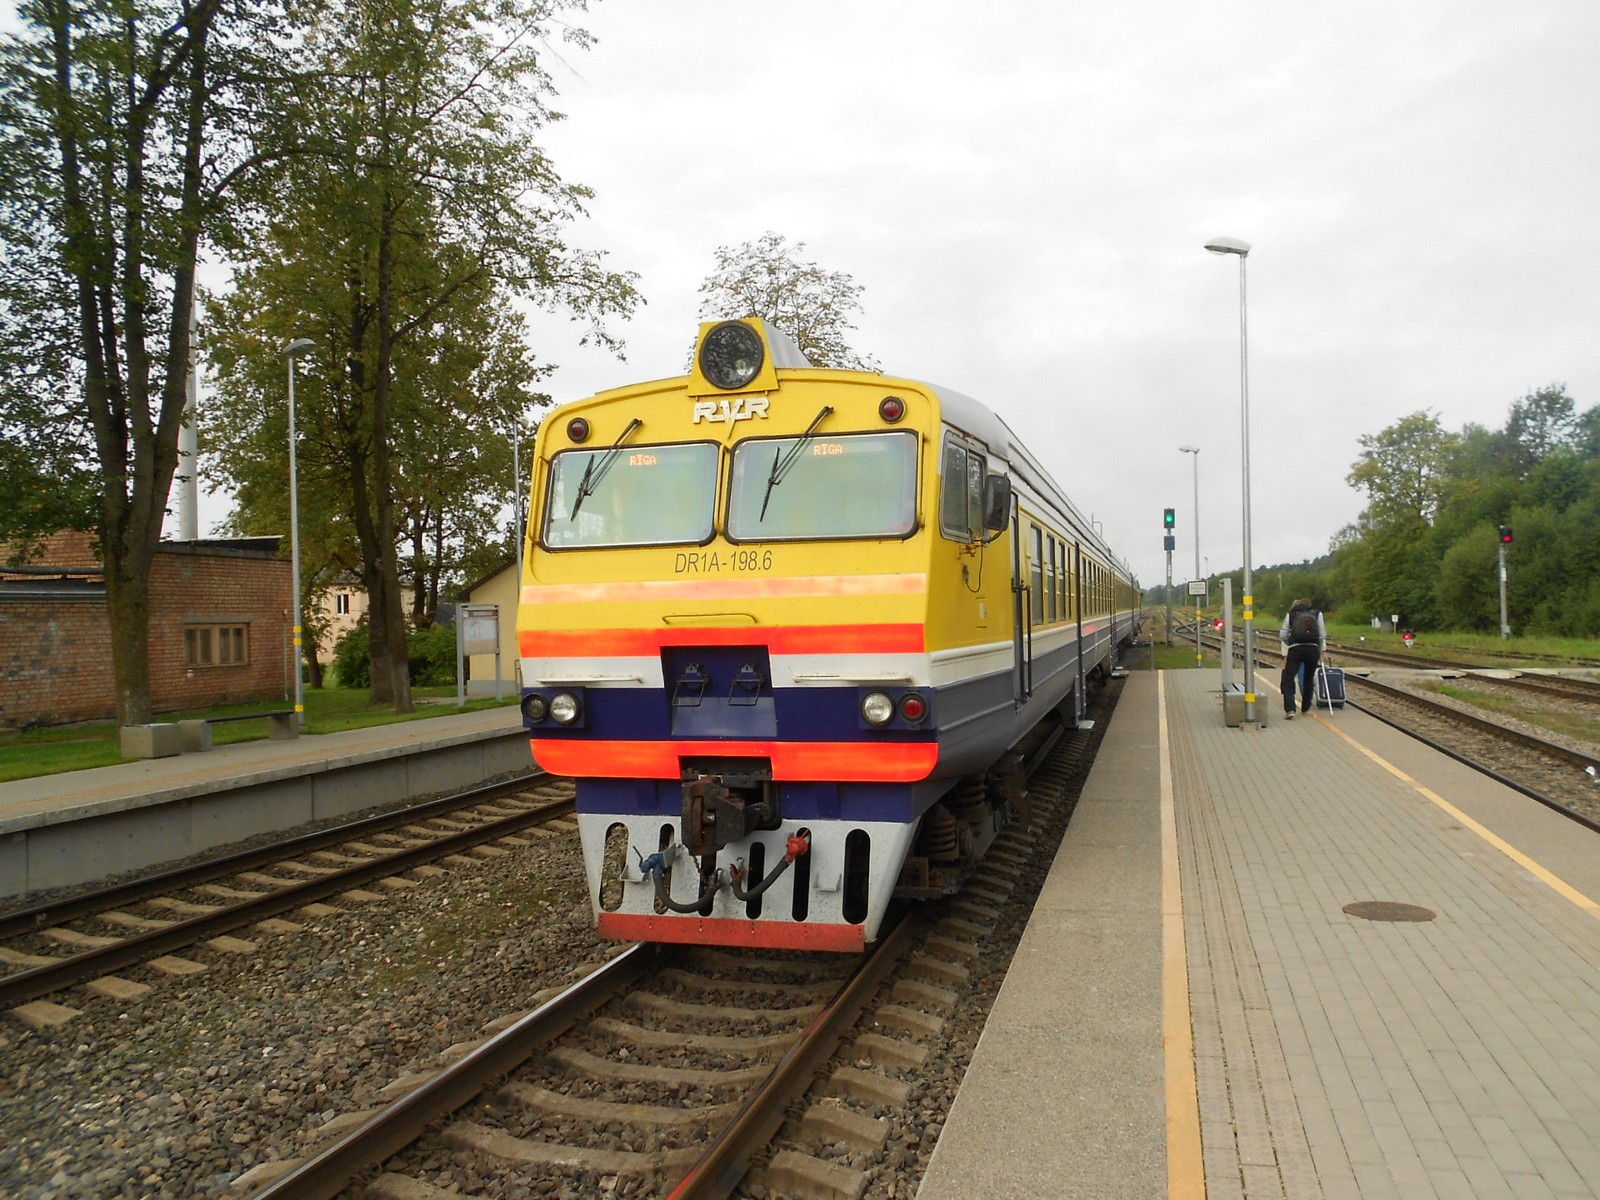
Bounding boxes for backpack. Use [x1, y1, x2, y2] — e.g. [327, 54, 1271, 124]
[1289, 607, 1319, 644]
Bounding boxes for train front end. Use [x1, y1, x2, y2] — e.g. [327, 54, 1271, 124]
[518, 319, 944, 951]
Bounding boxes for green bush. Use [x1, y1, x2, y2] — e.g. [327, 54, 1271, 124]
[407, 622, 458, 687]
[331, 619, 460, 689]
[331, 622, 372, 689]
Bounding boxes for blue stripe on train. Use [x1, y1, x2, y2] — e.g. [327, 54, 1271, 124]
[576, 776, 931, 824]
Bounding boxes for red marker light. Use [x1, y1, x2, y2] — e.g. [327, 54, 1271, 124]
[898, 693, 928, 723]
[567, 417, 590, 443]
[879, 395, 906, 423]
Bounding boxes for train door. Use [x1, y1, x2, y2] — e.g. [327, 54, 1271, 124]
[1008, 512, 1034, 705]
[1073, 541, 1086, 721]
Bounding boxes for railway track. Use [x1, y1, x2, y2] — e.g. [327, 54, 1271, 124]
[3, 679, 1123, 1198]
[246, 924, 925, 1200]
[0, 772, 573, 1010]
[230, 696, 1115, 1200]
[1475, 671, 1600, 704]
[1199, 634, 1600, 830]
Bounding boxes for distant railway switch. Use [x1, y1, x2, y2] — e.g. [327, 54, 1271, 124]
[682, 773, 779, 856]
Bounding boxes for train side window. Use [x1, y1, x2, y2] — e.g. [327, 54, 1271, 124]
[939, 439, 985, 541]
[1046, 536, 1058, 624]
[1057, 542, 1068, 620]
[1030, 525, 1044, 625]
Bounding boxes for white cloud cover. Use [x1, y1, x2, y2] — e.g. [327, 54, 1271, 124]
[524, 0, 1600, 587]
[7, 1, 1595, 584]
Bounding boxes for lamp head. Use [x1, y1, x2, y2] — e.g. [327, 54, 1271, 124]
[1179, 444, 1200, 454]
[1204, 236, 1251, 257]
[285, 337, 316, 358]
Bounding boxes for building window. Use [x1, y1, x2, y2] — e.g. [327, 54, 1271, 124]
[336, 592, 351, 615]
[186, 624, 249, 668]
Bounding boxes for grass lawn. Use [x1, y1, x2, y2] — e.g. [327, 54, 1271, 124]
[0, 687, 520, 783]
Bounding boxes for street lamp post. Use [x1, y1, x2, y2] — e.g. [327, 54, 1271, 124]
[284, 337, 316, 730]
[1180, 444, 1201, 666]
[1204, 235, 1256, 725]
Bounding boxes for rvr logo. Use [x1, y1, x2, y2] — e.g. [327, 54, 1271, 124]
[692, 397, 770, 424]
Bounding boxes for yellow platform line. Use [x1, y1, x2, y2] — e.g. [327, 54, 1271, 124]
[1320, 715, 1600, 922]
[1159, 672, 1206, 1198]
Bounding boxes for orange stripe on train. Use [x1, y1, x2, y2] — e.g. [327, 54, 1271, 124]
[519, 573, 927, 605]
[519, 623, 926, 658]
[530, 739, 939, 782]
[598, 912, 866, 952]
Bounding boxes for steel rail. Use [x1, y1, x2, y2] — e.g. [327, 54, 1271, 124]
[1351, 674, 1600, 774]
[0, 769, 546, 939]
[1477, 673, 1600, 704]
[664, 907, 921, 1200]
[1203, 633, 1600, 828]
[245, 941, 661, 1200]
[0, 792, 573, 1007]
[1322, 642, 1473, 671]
[1335, 690, 1600, 837]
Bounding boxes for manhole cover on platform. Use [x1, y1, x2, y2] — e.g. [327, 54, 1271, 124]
[1342, 900, 1436, 922]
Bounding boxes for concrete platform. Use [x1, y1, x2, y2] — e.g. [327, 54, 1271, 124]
[0, 705, 531, 899]
[918, 668, 1600, 1199]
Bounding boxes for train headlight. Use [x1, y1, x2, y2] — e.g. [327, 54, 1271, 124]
[698, 321, 765, 390]
[521, 694, 548, 723]
[898, 692, 928, 723]
[861, 692, 895, 726]
[550, 692, 581, 725]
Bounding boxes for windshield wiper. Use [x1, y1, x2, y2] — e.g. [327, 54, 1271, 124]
[569, 417, 643, 520]
[759, 406, 833, 521]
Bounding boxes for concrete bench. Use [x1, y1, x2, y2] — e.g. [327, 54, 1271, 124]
[119, 723, 183, 759]
[177, 710, 299, 752]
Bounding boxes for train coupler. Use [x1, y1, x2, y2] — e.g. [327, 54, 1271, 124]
[681, 771, 778, 857]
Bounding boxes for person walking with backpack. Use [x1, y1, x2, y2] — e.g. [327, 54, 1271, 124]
[1279, 598, 1325, 719]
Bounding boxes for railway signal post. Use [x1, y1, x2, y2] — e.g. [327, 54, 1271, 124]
[1164, 514, 1176, 646]
[1498, 525, 1513, 638]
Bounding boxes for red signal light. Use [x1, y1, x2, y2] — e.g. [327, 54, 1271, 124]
[1499, 525, 1513, 544]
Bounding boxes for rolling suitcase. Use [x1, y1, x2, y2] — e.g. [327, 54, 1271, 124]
[1313, 662, 1346, 711]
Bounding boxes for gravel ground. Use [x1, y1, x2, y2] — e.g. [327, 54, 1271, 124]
[0, 824, 604, 1199]
[1, 691, 1122, 1200]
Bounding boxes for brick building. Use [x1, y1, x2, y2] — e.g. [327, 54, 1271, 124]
[1, 531, 294, 728]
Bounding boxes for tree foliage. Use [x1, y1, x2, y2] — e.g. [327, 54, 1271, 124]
[1329, 384, 1600, 636]
[0, 0, 289, 724]
[200, 0, 637, 711]
[696, 232, 878, 370]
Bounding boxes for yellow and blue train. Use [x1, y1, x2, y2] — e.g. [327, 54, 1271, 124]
[517, 318, 1140, 951]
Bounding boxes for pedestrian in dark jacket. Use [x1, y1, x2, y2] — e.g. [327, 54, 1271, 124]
[1278, 599, 1325, 719]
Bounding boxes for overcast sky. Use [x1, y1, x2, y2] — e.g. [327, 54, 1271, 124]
[520, 0, 1600, 589]
[8, 2, 1597, 590]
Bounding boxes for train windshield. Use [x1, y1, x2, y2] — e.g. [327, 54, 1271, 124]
[543, 442, 718, 548]
[727, 430, 918, 541]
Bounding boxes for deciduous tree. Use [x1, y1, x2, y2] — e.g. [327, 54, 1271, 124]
[697, 232, 878, 370]
[203, 0, 636, 710]
[0, 0, 287, 725]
